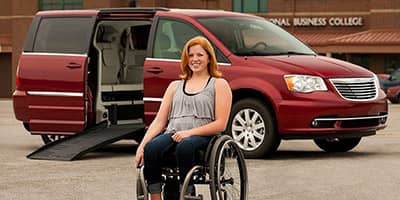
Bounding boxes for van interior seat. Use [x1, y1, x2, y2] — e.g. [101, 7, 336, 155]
[97, 33, 121, 85]
[118, 27, 146, 85]
[121, 49, 146, 84]
[159, 33, 181, 59]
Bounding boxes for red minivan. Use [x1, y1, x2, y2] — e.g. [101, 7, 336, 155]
[13, 8, 388, 158]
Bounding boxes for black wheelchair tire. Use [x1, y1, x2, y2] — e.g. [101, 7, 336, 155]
[209, 136, 248, 200]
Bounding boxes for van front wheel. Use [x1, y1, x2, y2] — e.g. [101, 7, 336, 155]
[226, 98, 280, 158]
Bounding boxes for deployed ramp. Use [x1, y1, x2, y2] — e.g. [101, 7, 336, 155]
[27, 123, 145, 161]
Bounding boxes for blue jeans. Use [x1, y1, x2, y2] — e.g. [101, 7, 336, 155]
[143, 132, 212, 194]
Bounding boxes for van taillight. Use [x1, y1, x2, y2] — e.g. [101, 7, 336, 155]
[15, 73, 20, 90]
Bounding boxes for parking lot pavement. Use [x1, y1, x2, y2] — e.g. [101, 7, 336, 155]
[1, 99, 400, 200]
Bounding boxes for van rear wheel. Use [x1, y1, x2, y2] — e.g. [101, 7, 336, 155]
[41, 135, 66, 144]
[226, 98, 280, 158]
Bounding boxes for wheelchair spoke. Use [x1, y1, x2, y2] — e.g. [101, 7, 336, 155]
[216, 141, 245, 200]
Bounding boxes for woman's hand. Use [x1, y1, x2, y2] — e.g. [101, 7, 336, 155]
[135, 145, 144, 167]
[171, 130, 191, 143]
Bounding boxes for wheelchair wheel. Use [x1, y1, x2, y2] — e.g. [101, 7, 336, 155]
[136, 166, 149, 200]
[210, 136, 248, 200]
[179, 165, 202, 200]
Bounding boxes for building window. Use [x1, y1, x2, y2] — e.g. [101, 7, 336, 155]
[39, 0, 83, 11]
[384, 55, 400, 74]
[332, 53, 370, 70]
[233, 0, 267, 13]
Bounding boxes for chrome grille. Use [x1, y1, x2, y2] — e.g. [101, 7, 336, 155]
[329, 77, 378, 101]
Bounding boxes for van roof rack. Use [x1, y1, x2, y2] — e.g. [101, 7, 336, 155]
[99, 7, 169, 15]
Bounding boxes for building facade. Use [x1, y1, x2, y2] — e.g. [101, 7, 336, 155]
[0, 0, 399, 97]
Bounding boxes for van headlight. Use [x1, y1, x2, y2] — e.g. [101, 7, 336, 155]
[284, 75, 328, 93]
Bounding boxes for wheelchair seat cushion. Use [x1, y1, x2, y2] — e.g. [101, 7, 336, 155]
[161, 146, 208, 168]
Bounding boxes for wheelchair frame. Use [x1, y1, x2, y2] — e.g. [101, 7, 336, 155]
[136, 135, 248, 200]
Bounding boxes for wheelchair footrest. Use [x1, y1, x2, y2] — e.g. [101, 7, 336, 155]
[137, 195, 145, 200]
[183, 194, 203, 200]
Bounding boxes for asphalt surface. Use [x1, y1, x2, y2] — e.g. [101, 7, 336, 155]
[1, 99, 400, 200]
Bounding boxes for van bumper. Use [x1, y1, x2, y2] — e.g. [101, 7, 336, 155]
[276, 95, 388, 137]
[13, 89, 29, 122]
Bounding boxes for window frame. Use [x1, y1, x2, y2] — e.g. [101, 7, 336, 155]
[233, 0, 267, 13]
[32, 16, 96, 54]
[150, 17, 230, 64]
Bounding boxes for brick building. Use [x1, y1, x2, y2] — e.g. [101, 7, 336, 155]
[0, 0, 399, 97]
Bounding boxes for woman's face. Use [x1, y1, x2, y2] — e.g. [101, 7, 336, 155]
[188, 44, 210, 75]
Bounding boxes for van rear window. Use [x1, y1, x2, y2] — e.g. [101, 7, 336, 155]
[33, 17, 95, 54]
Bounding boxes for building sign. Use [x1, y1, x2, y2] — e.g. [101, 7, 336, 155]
[268, 17, 363, 27]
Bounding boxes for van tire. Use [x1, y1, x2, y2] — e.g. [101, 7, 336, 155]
[41, 135, 66, 144]
[314, 137, 361, 152]
[226, 98, 280, 158]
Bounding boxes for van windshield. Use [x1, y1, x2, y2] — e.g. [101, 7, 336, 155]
[198, 16, 315, 56]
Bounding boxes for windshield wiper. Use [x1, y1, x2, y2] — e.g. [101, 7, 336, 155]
[272, 51, 316, 56]
[235, 50, 315, 56]
[235, 51, 275, 56]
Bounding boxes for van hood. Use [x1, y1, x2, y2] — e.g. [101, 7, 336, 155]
[247, 55, 374, 78]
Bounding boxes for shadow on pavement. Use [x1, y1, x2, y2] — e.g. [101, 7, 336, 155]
[79, 142, 139, 160]
[267, 150, 379, 160]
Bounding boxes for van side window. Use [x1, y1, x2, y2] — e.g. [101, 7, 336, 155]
[152, 18, 230, 64]
[153, 19, 200, 60]
[33, 17, 94, 54]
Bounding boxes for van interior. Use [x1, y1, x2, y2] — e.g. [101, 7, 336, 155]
[91, 20, 151, 126]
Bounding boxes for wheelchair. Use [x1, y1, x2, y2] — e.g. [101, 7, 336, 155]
[136, 135, 248, 200]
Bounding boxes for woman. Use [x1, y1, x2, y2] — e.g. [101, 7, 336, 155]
[135, 36, 232, 200]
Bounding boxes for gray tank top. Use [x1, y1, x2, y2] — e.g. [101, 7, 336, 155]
[165, 77, 216, 133]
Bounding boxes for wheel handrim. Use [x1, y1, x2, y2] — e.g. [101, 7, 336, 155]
[231, 108, 265, 151]
[217, 141, 243, 200]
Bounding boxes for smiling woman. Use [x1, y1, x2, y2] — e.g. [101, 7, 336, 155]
[136, 36, 233, 200]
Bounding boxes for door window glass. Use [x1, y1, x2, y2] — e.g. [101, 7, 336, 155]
[33, 17, 94, 54]
[153, 19, 200, 60]
[152, 18, 230, 63]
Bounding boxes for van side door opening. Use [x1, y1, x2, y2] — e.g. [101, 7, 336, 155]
[92, 20, 151, 126]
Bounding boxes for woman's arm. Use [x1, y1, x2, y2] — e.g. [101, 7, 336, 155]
[171, 78, 232, 142]
[136, 80, 179, 165]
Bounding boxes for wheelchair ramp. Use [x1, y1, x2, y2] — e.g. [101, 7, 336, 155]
[27, 123, 145, 161]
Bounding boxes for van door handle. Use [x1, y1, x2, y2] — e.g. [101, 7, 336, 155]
[66, 63, 81, 69]
[146, 67, 163, 74]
